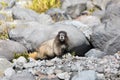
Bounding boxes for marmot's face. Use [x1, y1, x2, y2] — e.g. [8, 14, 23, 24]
[58, 31, 67, 42]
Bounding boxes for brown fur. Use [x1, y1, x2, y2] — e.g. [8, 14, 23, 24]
[36, 31, 70, 59]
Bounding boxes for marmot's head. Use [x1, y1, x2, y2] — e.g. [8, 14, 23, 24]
[56, 31, 68, 43]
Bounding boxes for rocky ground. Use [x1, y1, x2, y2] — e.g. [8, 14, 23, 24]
[1, 53, 120, 80]
[1, 0, 120, 80]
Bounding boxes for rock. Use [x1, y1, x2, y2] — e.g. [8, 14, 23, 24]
[12, 7, 39, 21]
[38, 13, 54, 24]
[0, 77, 9, 80]
[76, 15, 101, 28]
[90, 0, 120, 54]
[13, 56, 27, 70]
[0, 40, 27, 60]
[7, 0, 16, 8]
[12, 7, 53, 24]
[71, 70, 98, 80]
[14, 56, 27, 63]
[61, 0, 88, 19]
[97, 73, 106, 80]
[23, 62, 37, 68]
[15, 0, 32, 8]
[10, 71, 35, 80]
[0, 58, 12, 77]
[0, 9, 13, 21]
[9, 23, 92, 56]
[56, 72, 70, 80]
[85, 49, 107, 58]
[0, 14, 6, 20]
[4, 67, 15, 78]
[92, 0, 111, 10]
[46, 8, 71, 22]
[103, 35, 120, 54]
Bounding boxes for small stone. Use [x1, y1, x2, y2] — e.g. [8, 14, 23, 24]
[97, 73, 105, 80]
[24, 62, 37, 68]
[16, 56, 27, 63]
[56, 72, 70, 80]
[54, 69, 63, 74]
[46, 61, 54, 66]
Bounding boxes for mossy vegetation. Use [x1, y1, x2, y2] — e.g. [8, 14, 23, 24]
[0, 1, 8, 7]
[14, 52, 29, 62]
[0, 27, 9, 40]
[71, 51, 76, 56]
[29, 0, 61, 13]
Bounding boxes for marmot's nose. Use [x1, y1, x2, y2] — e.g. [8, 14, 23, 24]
[60, 36, 64, 40]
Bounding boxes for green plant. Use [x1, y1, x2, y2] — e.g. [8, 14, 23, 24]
[0, 27, 9, 39]
[29, 0, 61, 13]
[14, 52, 29, 62]
[0, 1, 8, 7]
[71, 51, 76, 56]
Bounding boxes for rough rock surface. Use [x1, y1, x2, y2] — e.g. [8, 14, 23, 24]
[0, 58, 12, 77]
[1, 53, 120, 80]
[9, 23, 92, 56]
[90, 0, 120, 54]
[85, 49, 107, 58]
[0, 40, 27, 60]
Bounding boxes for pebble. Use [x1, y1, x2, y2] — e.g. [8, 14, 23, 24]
[56, 72, 70, 80]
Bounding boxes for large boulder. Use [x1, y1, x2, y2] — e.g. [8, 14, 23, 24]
[103, 35, 120, 54]
[9, 22, 92, 56]
[90, 0, 120, 54]
[0, 40, 27, 60]
[46, 8, 71, 22]
[12, 7, 53, 24]
[76, 15, 101, 28]
[61, 0, 88, 19]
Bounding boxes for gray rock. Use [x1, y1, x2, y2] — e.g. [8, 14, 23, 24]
[10, 71, 35, 80]
[7, 0, 16, 8]
[9, 23, 92, 56]
[0, 40, 27, 60]
[0, 77, 9, 80]
[85, 49, 107, 58]
[13, 56, 27, 70]
[103, 35, 120, 54]
[0, 9, 13, 21]
[12, 7, 39, 21]
[0, 58, 12, 77]
[0, 14, 6, 20]
[76, 15, 101, 28]
[12, 7, 53, 24]
[61, 0, 88, 19]
[46, 8, 71, 22]
[71, 70, 98, 80]
[56, 72, 70, 80]
[92, 0, 111, 10]
[4, 67, 15, 78]
[90, 0, 120, 54]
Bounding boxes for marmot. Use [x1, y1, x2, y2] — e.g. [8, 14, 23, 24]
[36, 31, 70, 59]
